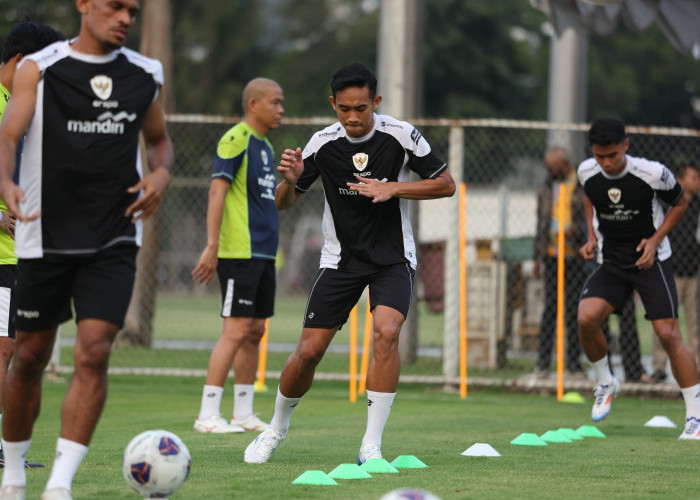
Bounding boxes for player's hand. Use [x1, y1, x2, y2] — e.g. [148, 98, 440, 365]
[579, 240, 597, 260]
[347, 174, 394, 203]
[635, 238, 658, 270]
[277, 147, 303, 185]
[0, 211, 16, 239]
[125, 168, 171, 222]
[0, 180, 39, 222]
[192, 245, 218, 286]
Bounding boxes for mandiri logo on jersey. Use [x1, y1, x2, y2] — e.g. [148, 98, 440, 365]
[90, 75, 113, 100]
[353, 153, 369, 171]
[607, 188, 622, 204]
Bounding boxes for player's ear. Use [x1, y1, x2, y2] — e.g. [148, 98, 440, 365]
[372, 94, 382, 110]
[328, 96, 336, 110]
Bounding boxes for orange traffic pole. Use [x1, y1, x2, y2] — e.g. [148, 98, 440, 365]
[359, 299, 372, 395]
[556, 183, 566, 401]
[349, 304, 358, 402]
[459, 182, 468, 399]
[255, 319, 269, 392]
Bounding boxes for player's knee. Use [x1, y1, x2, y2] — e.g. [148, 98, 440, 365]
[74, 340, 111, 371]
[656, 327, 682, 351]
[296, 343, 325, 367]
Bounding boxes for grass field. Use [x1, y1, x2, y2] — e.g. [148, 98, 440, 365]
[20, 375, 699, 499]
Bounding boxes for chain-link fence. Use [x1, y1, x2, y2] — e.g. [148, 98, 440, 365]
[55, 117, 700, 391]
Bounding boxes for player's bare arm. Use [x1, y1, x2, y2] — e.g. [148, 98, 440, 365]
[579, 194, 597, 260]
[635, 193, 688, 270]
[0, 60, 40, 222]
[347, 169, 455, 203]
[0, 211, 16, 239]
[192, 178, 228, 285]
[125, 96, 173, 221]
[275, 147, 303, 210]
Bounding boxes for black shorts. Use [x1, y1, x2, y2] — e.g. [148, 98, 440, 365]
[14, 245, 138, 331]
[0, 265, 16, 339]
[216, 259, 275, 319]
[303, 263, 415, 329]
[580, 259, 678, 320]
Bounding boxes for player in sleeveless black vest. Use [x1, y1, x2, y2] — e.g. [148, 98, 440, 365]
[0, 2, 173, 498]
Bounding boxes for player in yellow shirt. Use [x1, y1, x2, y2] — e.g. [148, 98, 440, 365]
[0, 21, 64, 470]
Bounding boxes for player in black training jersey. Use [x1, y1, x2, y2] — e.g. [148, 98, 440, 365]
[245, 63, 455, 464]
[577, 118, 700, 439]
[0, 1, 173, 498]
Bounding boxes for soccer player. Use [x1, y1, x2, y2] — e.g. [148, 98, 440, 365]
[0, 21, 65, 470]
[577, 118, 700, 439]
[0, 1, 173, 499]
[192, 78, 284, 434]
[244, 63, 455, 464]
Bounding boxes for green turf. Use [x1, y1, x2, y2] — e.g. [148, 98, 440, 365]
[19, 375, 699, 499]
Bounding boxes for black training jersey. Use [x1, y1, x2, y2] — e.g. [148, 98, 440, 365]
[296, 113, 447, 271]
[18, 40, 162, 258]
[578, 155, 683, 268]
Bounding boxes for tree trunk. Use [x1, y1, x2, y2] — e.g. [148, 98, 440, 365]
[116, 0, 173, 347]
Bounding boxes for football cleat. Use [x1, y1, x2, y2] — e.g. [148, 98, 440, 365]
[357, 443, 382, 465]
[679, 417, 700, 440]
[231, 414, 268, 431]
[244, 428, 284, 464]
[591, 378, 620, 422]
[40, 488, 72, 500]
[0, 485, 25, 500]
[193, 414, 244, 433]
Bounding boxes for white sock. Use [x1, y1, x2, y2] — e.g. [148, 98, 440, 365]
[1, 439, 31, 488]
[268, 386, 301, 437]
[591, 356, 614, 385]
[45, 438, 88, 492]
[233, 384, 255, 421]
[198, 385, 224, 420]
[362, 390, 395, 448]
[680, 384, 700, 419]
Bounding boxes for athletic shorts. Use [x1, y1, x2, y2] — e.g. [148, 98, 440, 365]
[580, 259, 678, 320]
[14, 245, 138, 331]
[216, 259, 275, 319]
[303, 263, 415, 329]
[0, 265, 16, 339]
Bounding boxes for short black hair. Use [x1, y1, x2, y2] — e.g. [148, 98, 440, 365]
[588, 117, 627, 147]
[676, 163, 700, 179]
[330, 63, 377, 99]
[2, 21, 65, 63]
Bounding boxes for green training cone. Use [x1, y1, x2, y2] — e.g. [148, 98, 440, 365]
[390, 455, 428, 468]
[558, 428, 583, 440]
[254, 381, 269, 393]
[576, 425, 606, 438]
[291, 470, 338, 485]
[561, 391, 586, 403]
[328, 464, 372, 479]
[359, 458, 399, 473]
[540, 430, 573, 443]
[510, 433, 548, 446]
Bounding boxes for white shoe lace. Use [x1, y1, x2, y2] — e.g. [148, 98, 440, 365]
[683, 417, 700, 436]
[359, 443, 382, 462]
[253, 430, 282, 456]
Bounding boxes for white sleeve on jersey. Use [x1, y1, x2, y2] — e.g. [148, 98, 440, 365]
[375, 114, 433, 157]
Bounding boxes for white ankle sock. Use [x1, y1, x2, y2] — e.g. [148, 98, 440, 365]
[198, 385, 224, 420]
[45, 438, 88, 492]
[269, 386, 301, 437]
[591, 357, 614, 385]
[680, 384, 700, 419]
[1, 439, 31, 488]
[362, 390, 395, 448]
[233, 384, 255, 421]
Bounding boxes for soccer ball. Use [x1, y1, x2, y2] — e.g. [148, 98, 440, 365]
[378, 488, 442, 500]
[122, 430, 191, 498]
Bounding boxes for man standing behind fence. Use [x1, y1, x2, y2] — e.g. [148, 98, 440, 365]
[533, 147, 586, 379]
[577, 118, 700, 439]
[650, 163, 700, 383]
[0, 0, 174, 498]
[192, 78, 284, 434]
[244, 63, 455, 465]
